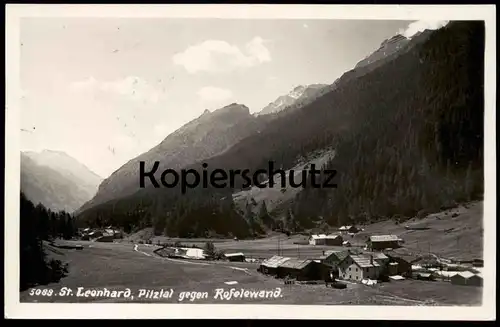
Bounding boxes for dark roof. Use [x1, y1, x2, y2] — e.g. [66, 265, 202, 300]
[371, 252, 389, 260]
[320, 250, 349, 262]
[384, 249, 422, 263]
[261, 255, 291, 268]
[278, 258, 313, 270]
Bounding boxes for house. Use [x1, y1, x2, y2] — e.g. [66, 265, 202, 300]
[277, 258, 321, 281]
[342, 241, 351, 247]
[309, 234, 343, 246]
[450, 272, 483, 287]
[339, 226, 359, 233]
[259, 256, 291, 276]
[366, 235, 402, 251]
[224, 252, 246, 262]
[320, 250, 350, 268]
[337, 254, 384, 282]
[384, 249, 421, 277]
[371, 252, 390, 267]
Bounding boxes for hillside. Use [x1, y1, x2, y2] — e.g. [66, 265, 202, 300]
[21, 152, 102, 213]
[79, 103, 272, 212]
[23, 150, 102, 197]
[355, 34, 410, 69]
[77, 21, 484, 238]
[258, 84, 329, 116]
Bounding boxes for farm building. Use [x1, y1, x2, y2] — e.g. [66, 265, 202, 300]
[309, 234, 343, 246]
[450, 272, 483, 287]
[338, 225, 359, 233]
[342, 241, 351, 247]
[388, 262, 399, 276]
[277, 258, 321, 281]
[415, 272, 436, 281]
[104, 228, 123, 239]
[320, 250, 349, 268]
[320, 250, 349, 278]
[366, 235, 402, 251]
[371, 252, 389, 264]
[95, 235, 114, 242]
[162, 247, 207, 260]
[259, 256, 291, 276]
[384, 249, 421, 277]
[337, 254, 384, 282]
[88, 230, 103, 238]
[224, 252, 246, 262]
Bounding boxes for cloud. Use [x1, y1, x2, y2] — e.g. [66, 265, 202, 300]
[197, 86, 233, 103]
[400, 20, 449, 38]
[172, 37, 271, 74]
[69, 76, 163, 103]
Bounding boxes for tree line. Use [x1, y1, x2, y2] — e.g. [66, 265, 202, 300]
[20, 192, 76, 291]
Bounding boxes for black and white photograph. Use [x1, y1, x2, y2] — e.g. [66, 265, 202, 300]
[4, 4, 496, 320]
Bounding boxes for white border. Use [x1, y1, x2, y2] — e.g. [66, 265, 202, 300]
[4, 4, 496, 320]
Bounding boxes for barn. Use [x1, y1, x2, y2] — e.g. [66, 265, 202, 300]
[259, 256, 291, 276]
[276, 258, 321, 281]
[367, 235, 402, 251]
[309, 234, 343, 246]
[95, 235, 114, 243]
[384, 249, 421, 277]
[467, 274, 483, 287]
[451, 272, 483, 287]
[224, 252, 246, 262]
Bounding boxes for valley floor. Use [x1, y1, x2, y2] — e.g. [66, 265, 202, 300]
[20, 241, 482, 305]
[20, 201, 483, 305]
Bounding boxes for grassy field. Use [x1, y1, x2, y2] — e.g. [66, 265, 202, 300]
[20, 241, 482, 305]
[20, 201, 483, 305]
[122, 201, 483, 262]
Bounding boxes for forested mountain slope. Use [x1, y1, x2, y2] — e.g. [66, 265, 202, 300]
[77, 21, 484, 238]
[79, 103, 272, 212]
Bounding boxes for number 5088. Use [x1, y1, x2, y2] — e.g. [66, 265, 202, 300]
[29, 288, 54, 296]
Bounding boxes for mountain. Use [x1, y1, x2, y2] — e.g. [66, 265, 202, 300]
[77, 21, 484, 238]
[79, 103, 271, 212]
[21, 151, 102, 213]
[23, 150, 102, 195]
[258, 84, 329, 116]
[355, 34, 410, 69]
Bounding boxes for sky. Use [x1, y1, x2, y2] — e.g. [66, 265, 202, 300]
[19, 18, 448, 178]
